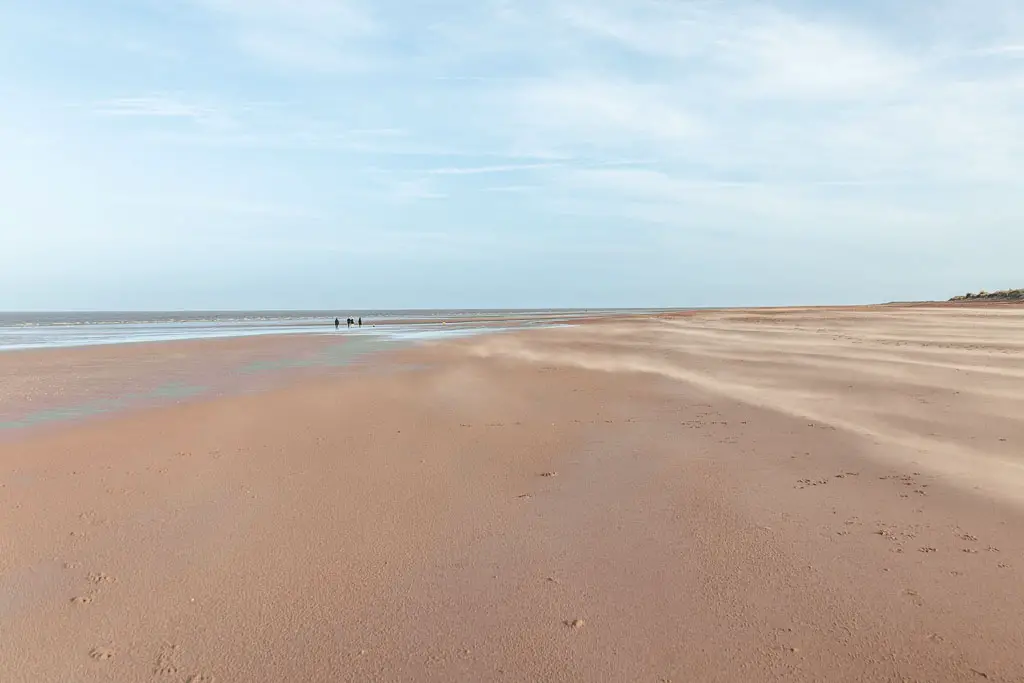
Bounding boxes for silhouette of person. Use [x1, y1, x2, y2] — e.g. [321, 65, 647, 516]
[358, 317, 362, 327]
[335, 317, 340, 330]
[347, 317, 352, 328]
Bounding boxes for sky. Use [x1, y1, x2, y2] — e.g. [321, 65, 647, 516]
[2, 0, 1023, 310]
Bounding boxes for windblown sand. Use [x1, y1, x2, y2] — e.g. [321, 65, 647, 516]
[2, 306, 1023, 681]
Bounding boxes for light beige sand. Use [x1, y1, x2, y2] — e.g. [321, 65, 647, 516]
[2, 306, 1023, 681]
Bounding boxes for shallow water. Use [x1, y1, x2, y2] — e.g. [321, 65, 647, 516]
[0, 310, 614, 351]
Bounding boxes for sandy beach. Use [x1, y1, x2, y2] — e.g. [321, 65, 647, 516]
[2, 306, 1024, 682]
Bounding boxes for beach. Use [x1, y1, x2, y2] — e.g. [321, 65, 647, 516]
[2, 306, 1024, 681]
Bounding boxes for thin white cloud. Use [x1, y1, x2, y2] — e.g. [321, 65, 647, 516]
[511, 77, 704, 152]
[556, 1, 716, 61]
[978, 44, 1024, 55]
[197, 0, 375, 32]
[115, 195, 325, 220]
[427, 163, 561, 175]
[390, 179, 446, 203]
[720, 10, 920, 99]
[191, 0, 378, 71]
[481, 185, 539, 193]
[475, 0, 1024, 191]
[558, 1, 919, 97]
[555, 167, 953, 245]
[91, 96, 223, 123]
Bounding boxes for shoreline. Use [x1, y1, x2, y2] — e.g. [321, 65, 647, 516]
[2, 305, 1023, 681]
[5, 301, 1021, 353]
[0, 317, 531, 355]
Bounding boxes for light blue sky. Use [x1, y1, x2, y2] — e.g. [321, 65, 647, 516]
[2, 0, 1022, 310]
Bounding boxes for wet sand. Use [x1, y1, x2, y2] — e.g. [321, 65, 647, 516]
[2, 306, 1024, 681]
[0, 334, 395, 437]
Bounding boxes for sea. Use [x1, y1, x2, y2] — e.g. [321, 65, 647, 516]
[0, 309, 640, 352]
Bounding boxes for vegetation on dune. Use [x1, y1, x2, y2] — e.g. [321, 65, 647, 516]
[949, 288, 1024, 301]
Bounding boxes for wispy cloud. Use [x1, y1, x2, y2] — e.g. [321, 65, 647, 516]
[978, 44, 1024, 56]
[510, 77, 704, 155]
[481, 185, 539, 193]
[426, 163, 561, 175]
[390, 179, 446, 203]
[115, 194, 325, 220]
[91, 95, 227, 126]
[555, 167, 949, 246]
[191, 0, 379, 71]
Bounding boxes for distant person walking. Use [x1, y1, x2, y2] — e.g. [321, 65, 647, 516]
[335, 317, 340, 330]
[358, 317, 362, 327]
[347, 317, 353, 328]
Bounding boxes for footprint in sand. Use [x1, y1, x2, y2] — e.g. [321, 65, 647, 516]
[155, 663, 179, 676]
[901, 589, 924, 607]
[70, 594, 95, 605]
[565, 618, 585, 629]
[89, 647, 115, 661]
[540, 471, 558, 478]
[87, 572, 116, 584]
[186, 674, 216, 683]
[78, 511, 107, 526]
[154, 645, 180, 675]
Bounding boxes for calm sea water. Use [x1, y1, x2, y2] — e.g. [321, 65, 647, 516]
[0, 309, 636, 351]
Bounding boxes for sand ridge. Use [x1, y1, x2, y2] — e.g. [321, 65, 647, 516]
[466, 307, 1024, 503]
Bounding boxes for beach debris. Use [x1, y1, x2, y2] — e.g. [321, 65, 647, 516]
[566, 618, 585, 629]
